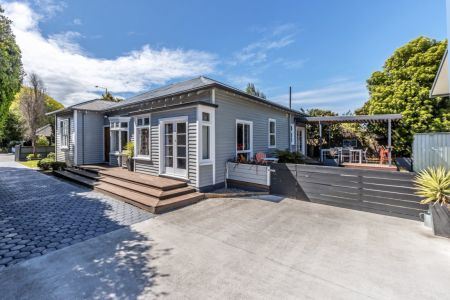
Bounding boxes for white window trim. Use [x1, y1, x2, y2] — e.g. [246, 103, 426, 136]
[109, 117, 130, 155]
[133, 114, 151, 160]
[158, 116, 189, 178]
[60, 118, 69, 150]
[199, 109, 214, 165]
[290, 123, 295, 146]
[236, 119, 253, 159]
[268, 118, 276, 148]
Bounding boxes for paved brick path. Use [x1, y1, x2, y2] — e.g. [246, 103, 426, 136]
[0, 160, 153, 270]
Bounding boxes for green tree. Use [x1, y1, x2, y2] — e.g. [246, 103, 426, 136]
[245, 83, 266, 99]
[358, 37, 450, 155]
[0, 110, 23, 148]
[101, 91, 122, 102]
[0, 6, 23, 128]
[306, 108, 339, 147]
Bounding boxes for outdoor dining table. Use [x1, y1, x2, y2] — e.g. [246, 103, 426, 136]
[321, 148, 362, 164]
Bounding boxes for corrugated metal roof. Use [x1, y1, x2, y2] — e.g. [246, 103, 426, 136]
[106, 76, 301, 114]
[299, 114, 402, 124]
[47, 99, 118, 115]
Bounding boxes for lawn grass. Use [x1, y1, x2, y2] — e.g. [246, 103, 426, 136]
[19, 160, 39, 168]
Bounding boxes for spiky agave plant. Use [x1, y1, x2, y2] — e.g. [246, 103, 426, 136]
[414, 167, 450, 207]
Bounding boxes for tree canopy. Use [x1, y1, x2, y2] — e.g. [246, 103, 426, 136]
[357, 36, 450, 155]
[0, 6, 23, 128]
[245, 83, 266, 99]
[101, 91, 122, 102]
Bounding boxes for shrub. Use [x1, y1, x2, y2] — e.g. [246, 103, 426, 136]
[36, 135, 50, 146]
[46, 152, 56, 160]
[276, 150, 305, 164]
[414, 167, 450, 207]
[51, 161, 66, 171]
[26, 153, 41, 161]
[37, 158, 53, 170]
[123, 141, 134, 158]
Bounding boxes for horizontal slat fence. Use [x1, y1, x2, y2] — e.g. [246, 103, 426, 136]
[270, 164, 427, 220]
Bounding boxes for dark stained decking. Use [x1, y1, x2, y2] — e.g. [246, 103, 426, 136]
[54, 164, 204, 214]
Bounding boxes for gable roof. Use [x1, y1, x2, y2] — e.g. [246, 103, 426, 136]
[106, 76, 301, 115]
[46, 99, 118, 115]
[430, 50, 449, 97]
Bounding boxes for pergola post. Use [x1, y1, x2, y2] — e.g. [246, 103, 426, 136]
[388, 119, 392, 166]
[319, 121, 323, 147]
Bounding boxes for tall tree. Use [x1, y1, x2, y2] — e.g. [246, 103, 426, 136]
[20, 73, 46, 154]
[245, 83, 266, 99]
[357, 37, 449, 155]
[0, 6, 23, 127]
[101, 91, 122, 102]
[0, 110, 23, 148]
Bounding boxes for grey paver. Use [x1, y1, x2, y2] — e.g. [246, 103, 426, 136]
[0, 161, 153, 269]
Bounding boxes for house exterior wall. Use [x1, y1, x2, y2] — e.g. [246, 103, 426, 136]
[79, 111, 105, 164]
[55, 112, 75, 165]
[213, 89, 297, 187]
[133, 107, 198, 187]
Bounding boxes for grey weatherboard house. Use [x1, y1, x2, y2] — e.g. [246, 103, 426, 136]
[50, 77, 306, 191]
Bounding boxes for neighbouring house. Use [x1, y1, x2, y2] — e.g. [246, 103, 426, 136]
[48, 76, 306, 191]
[430, 49, 449, 97]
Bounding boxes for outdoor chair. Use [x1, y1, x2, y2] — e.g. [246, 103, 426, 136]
[255, 152, 266, 164]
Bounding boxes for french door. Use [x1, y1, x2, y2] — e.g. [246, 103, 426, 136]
[163, 120, 187, 177]
[296, 126, 306, 155]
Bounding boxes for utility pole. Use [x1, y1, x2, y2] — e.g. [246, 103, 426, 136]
[288, 86, 292, 150]
[95, 85, 108, 95]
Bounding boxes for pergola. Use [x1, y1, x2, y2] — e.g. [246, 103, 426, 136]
[298, 114, 402, 166]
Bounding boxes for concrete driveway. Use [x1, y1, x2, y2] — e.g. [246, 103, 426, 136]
[0, 159, 153, 269]
[0, 195, 449, 299]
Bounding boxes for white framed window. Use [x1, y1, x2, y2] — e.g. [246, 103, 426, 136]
[60, 119, 69, 149]
[290, 124, 295, 145]
[201, 112, 211, 161]
[268, 118, 276, 148]
[109, 117, 129, 154]
[135, 115, 151, 158]
[236, 119, 253, 161]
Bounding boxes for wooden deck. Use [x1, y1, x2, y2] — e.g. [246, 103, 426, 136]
[341, 162, 398, 171]
[54, 164, 204, 213]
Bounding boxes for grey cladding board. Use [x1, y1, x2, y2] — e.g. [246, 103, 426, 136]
[214, 89, 295, 185]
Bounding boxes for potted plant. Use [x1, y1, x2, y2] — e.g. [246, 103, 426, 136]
[414, 166, 450, 238]
[122, 141, 135, 171]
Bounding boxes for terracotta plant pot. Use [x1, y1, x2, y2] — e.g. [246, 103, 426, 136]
[430, 204, 450, 238]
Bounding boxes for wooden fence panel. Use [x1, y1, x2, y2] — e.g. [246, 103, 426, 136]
[270, 163, 427, 220]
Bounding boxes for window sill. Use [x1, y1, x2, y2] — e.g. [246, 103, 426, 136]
[268, 145, 277, 149]
[109, 152, 122, 156]
[60, 147, 69, 151]
[134, 156, 151, 161]
[199, 160, 213, 166]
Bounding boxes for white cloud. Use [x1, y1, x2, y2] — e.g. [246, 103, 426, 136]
[234, 23, 298, 65]
[2, 2, 216, 106]
[72, 18, 82, 26]
[273, 79, 368, 113]
[33, 0, 66, 16]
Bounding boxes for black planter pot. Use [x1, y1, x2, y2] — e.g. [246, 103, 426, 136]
[127, 158, 134, 171]
[430, 204, 450, 238]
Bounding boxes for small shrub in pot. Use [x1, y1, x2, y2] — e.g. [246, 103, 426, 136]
[414, 167, 450, 238]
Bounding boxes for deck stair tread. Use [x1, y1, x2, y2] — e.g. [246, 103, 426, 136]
[99, 176, 195, 199]
[54, 170, 96, 187]
[95, 168, 187, 190]
[66, 168, 101, 180]
[95, 182, 160, 207]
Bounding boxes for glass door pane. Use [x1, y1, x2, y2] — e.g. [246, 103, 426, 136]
[164, 123, 173, 168]
[176, 122, 187, 170]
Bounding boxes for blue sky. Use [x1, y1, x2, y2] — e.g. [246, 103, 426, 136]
[2, 0, 447, 113]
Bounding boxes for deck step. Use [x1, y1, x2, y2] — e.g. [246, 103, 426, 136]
[155, 193, 205, 213]
[54, 170, 96, 187]
[96, 169, 187, 191]
[98, 176, 196, 199]
[95, 182, 159, 208]
[66, 168, 100, 180]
